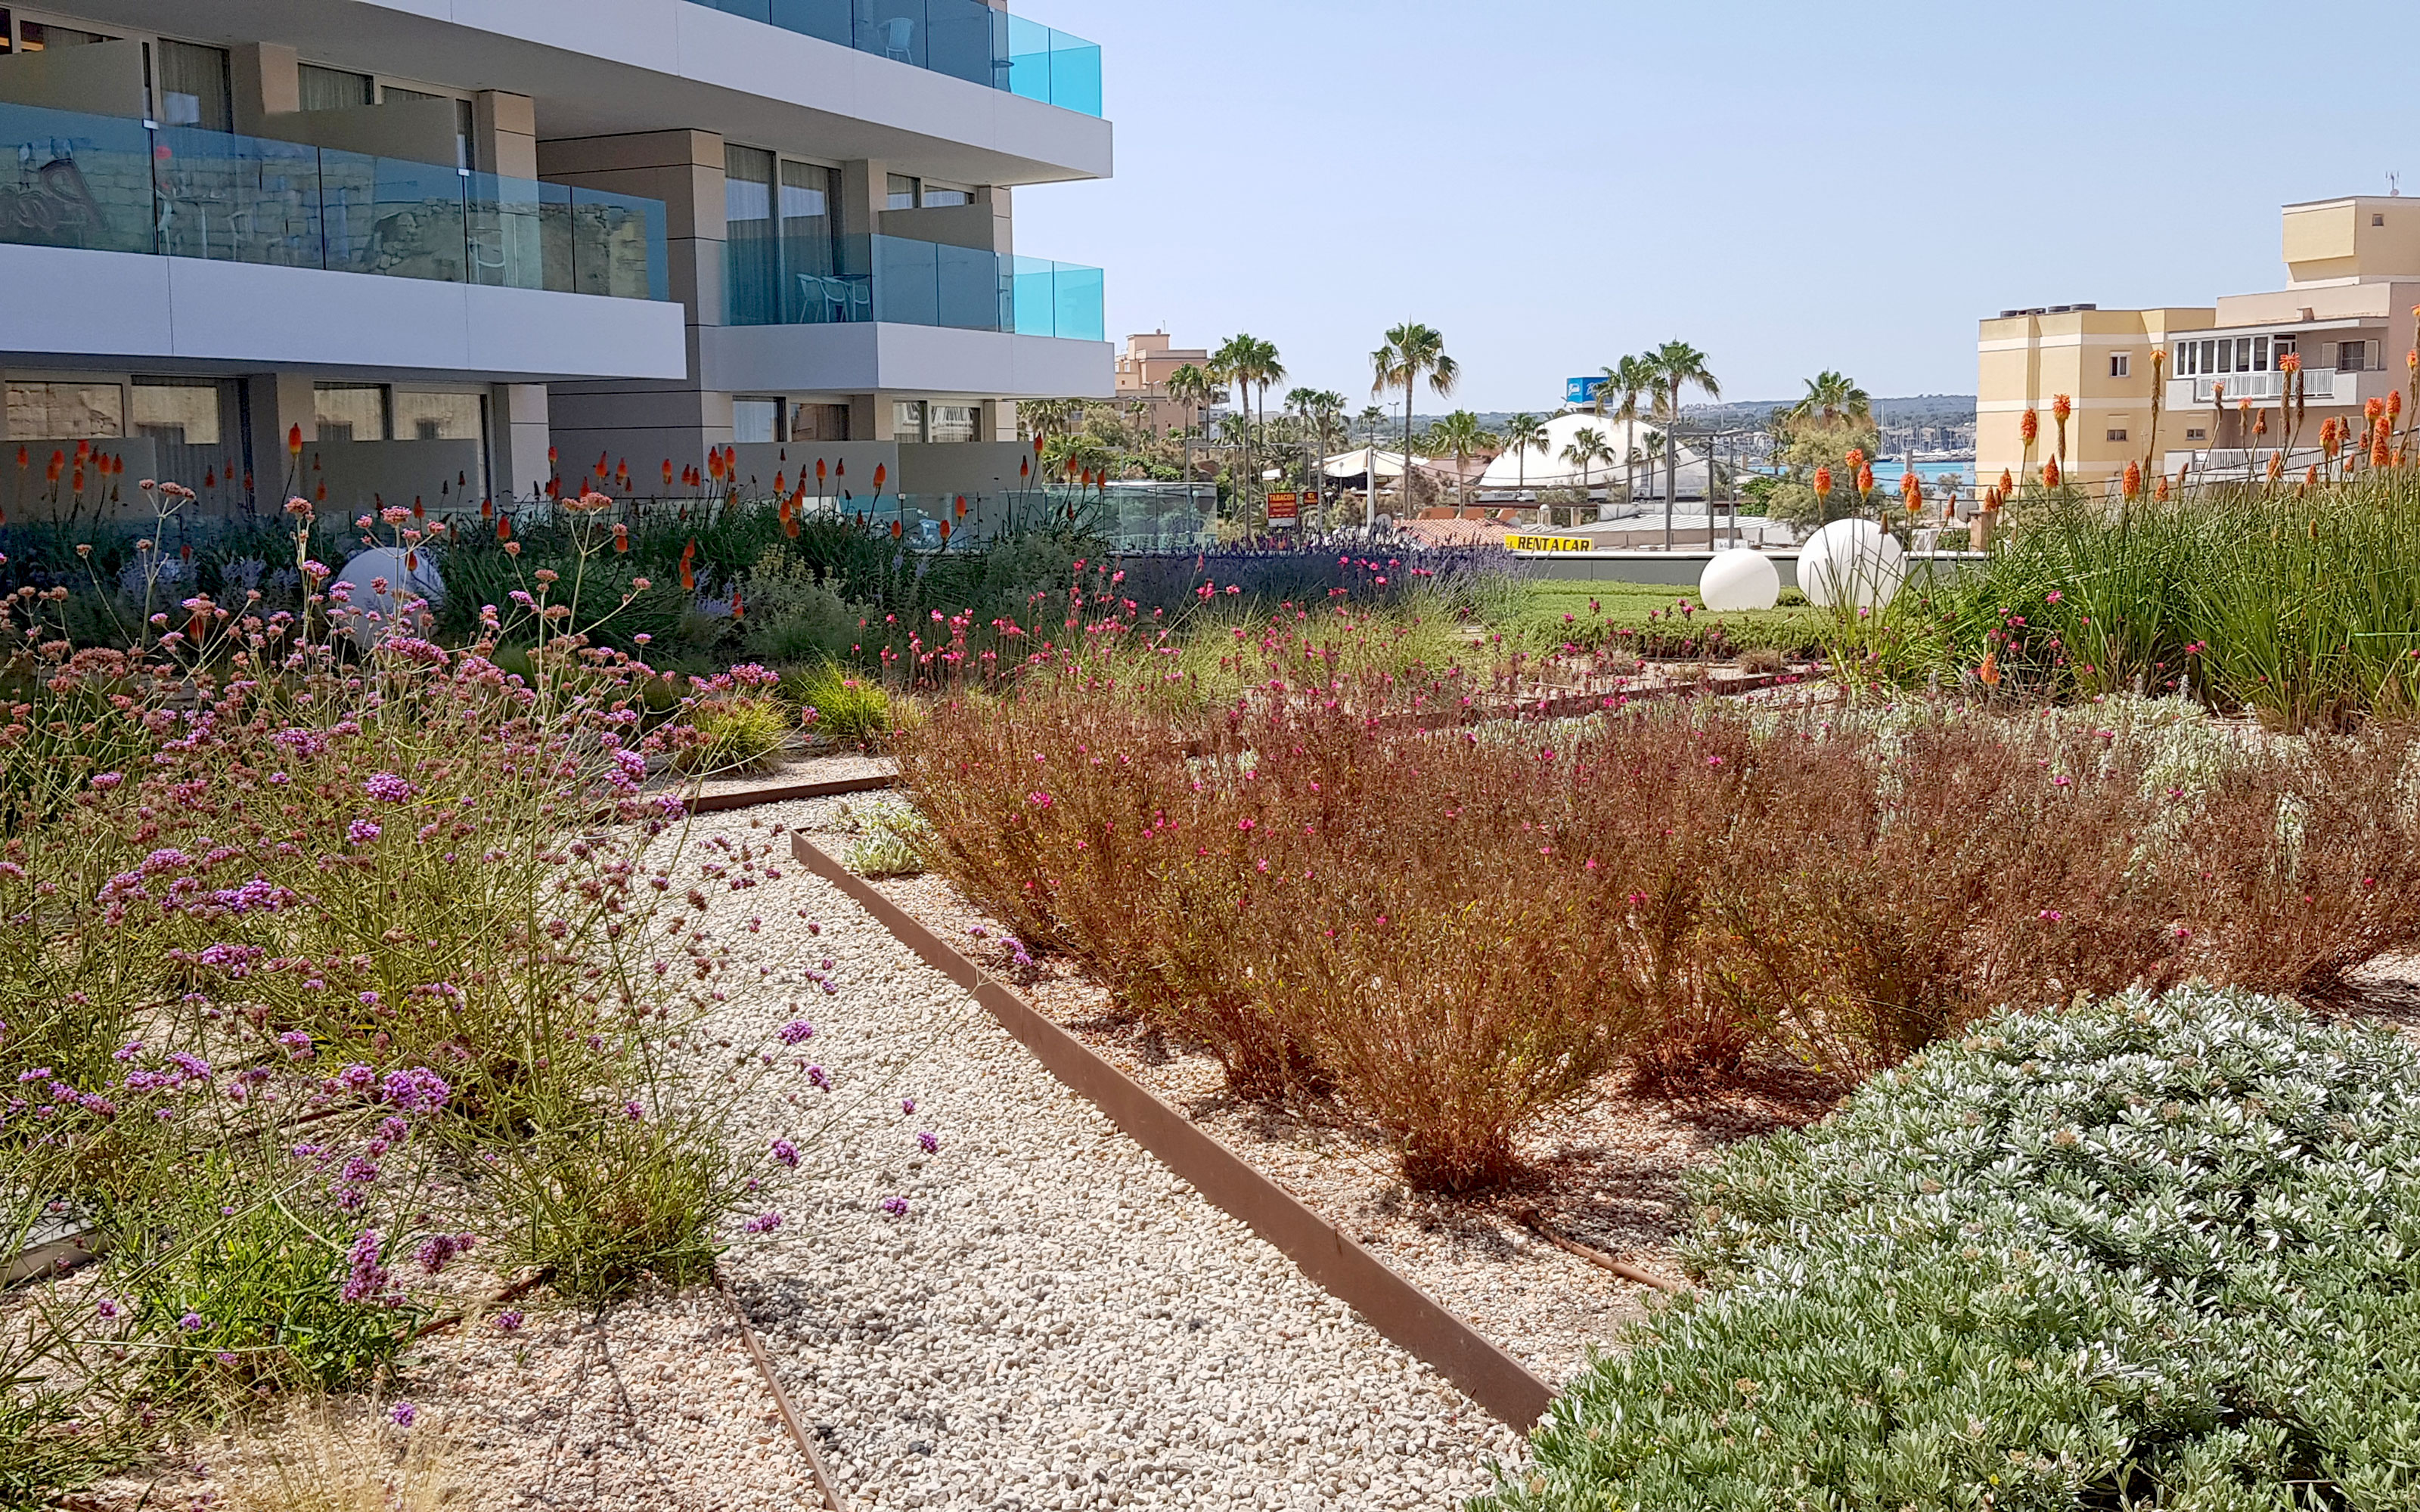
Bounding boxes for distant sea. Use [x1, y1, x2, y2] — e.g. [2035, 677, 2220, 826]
[1751, 459, 1978, 489]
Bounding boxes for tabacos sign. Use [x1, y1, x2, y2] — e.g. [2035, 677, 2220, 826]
[1266, 491, 1302, 525]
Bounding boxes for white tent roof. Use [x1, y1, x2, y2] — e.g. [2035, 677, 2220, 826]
[1476, 411, 1710, 494]
[1321, 447, 1419, 482]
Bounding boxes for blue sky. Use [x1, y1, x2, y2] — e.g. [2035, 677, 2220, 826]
[1011, 0, 2417, 412]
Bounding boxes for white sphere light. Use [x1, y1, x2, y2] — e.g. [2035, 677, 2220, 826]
[1797, 519, 1905, 611]
[1698, 548, 1780, 612]
[330, 547, 445, 647]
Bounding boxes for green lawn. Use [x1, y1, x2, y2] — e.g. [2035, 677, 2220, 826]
[1500, 580, 1829, 659]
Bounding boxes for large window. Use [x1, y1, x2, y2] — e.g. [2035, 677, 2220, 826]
[132, 376, 242, 494]
[725, 145, 780, 327]
[314, 383, 389, 442]
[732, 397, 782, 445]
[297, 64, 374, 110]
[392, 390, 479, 442]
[728, 149, 844, 326]
[2339, 340, 2371, 372]
[930, 403, 977, 443]
[6, 380, 123, 438]
[154, 38, 231, 131]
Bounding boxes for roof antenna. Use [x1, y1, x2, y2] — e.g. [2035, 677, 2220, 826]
[2391, 171, 2402, 197]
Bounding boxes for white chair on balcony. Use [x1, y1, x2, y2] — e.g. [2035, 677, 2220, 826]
[875, 17, 914, 60]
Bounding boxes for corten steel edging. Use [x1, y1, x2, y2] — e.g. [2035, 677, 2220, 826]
[786, 832, 1558, 1431]
[680, 772, 901, 813]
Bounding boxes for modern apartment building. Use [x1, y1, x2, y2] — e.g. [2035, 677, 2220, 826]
[0, 0, 1114, 518]
[1979, 196, 2420, 489]
[1112, 329, 1210, 434]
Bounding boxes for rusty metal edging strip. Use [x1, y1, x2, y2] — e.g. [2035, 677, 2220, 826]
[718, 1267, 849, 1512]
[787, 832, 1556, 1430]
[682, 773, 900, 813]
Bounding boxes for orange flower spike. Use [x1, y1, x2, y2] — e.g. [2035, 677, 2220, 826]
[288, 425, 305, 457]
[2052, 395, 2071, 425]
[2155, 476, 2171, 503]
[613, 522, 630, 553]
[1978, 648, 2003, 687]
[2266, 451, 2285, 483]
[939, 519, 953, 543]
[774, 471, 786, 497]
[1812, 466, 1832, 500]
[1999, 469, 2015, 497]
[679, 558, 697, 591]
[663, 458, 675, 488]
[2123, 460, 2142, 500]
[954, 494, 966, 520]
[481, 497, 495, 520]
[1844, 448, 1865, 469]
[2391, 390, 2405, 420]
[873, 463, 887, 492]
[2043, 458, 2062, 488]
[13, 445, 25, 469]
[816, 457, 828, 488]
[548, 445, 559, 469]
[2367, 398, 2386, 423]
[731, 586, 744, 621]
[889, 518, 903, 541]
[496, 515, 511, 542]
[1857, 464, 1875, 496]
[2019, 410, 2039, 445]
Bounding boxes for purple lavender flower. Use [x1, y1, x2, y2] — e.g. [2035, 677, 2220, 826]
[778, 1020, 814, 1046]
[806, 1065, 831, 1092]
[624, 1100, 645, 1121]
[771, 1138, 799, 1168]
[278, 1030, 313, 1059]
[389, 1401, 416, 1428]
[900, 1098, 916, 1115]
[340, 1229, 390, 1304]
[178, 1312, 206, 1332]
[880, 1197, 909, 1217]
[378, 1067, 451, 1116]
[337, 1064, 376, 1092]
[743, 1212, 783, 1235]
[917, 1131, 939, 1154]
[346, 818, 382, 844]
[363, 772, 414, 803]
[95, 1297, 121, 1320]
[492, 1309, 524, 1333]
[414, 1232, 475, 1274]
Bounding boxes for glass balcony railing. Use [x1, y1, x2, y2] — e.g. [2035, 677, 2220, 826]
[687, 0, 1103, 117]
[0, 100, 669, 300]
[728, 231, 1103, 341]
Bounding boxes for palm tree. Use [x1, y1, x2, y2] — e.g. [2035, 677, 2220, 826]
[1502, 413, 1546, 497]
[1604, 355, 1656, 508]
[1165, 362, 1221, 438]
[1370, 322, 1458, 525]
[1426, 409, 1496, 507]
[1212, 334, 1284, 516]
[1560, 426, 1615, 525]
[1648, 340, 1720, 549]
[1790, 370, 1872, 426]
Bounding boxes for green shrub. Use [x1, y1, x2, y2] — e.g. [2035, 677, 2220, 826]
[836, 796, 929, 877]
[783, 662, 892, 746]
[1481, 986, 2420, 1512]
[671, 692, 791, 775]
[495, 1105, 733, 1300]
[741, 547, 862, 663]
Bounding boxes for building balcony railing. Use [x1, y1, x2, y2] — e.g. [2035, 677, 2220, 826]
[2165, 370, 2344, 407]
[727, 231, 1103, 340]
[0, 100, 669, 301]
[687, 0, 1102, 116]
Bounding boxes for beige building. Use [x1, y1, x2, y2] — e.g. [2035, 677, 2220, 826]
[1114, 331, 1214, 434]
[1980, 197, 2420, 488]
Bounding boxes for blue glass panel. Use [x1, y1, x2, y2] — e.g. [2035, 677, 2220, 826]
[1047, 31, 1102, 117]
[320, 151, 466, 283]
[1003, 14, 1053, 101]
[0, 101, 158, 256]
[708, 0, 774, 17]
[154, 125, 324, 267]
[924, 0, 996, 85]
[933, 240, 1004, 330]
[873, 234, 939, 327]
[768, 0, 851, 45]
[572, 187, 669, 301]
[464, 169, 546, 290]
[856, 0, 927, 69]
[1051, 259, 1103, 342]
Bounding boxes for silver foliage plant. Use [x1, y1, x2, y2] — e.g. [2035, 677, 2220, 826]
[1485, 985, 2420, 1511]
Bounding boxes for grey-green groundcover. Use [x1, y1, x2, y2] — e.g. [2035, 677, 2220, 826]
[1478, 986, 2420, 1511]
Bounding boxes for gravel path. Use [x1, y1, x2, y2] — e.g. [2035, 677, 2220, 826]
[696, 800, 1526, 1510]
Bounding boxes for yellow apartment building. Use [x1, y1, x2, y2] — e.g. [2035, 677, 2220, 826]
[1979, 196, 2420, 488]
[1113, 330, 1215, 435]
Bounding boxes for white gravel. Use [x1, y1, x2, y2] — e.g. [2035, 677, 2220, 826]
[697, 800, 1528, 1510]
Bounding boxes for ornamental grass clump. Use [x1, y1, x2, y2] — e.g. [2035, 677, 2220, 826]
[1481, 986, 2420, 1512]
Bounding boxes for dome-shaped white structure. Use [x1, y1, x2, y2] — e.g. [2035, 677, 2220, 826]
[1798, 519, 1904, 610]
[330, 547, 444, 646]
[1477, 411, 1711, 495]
[1699, 549, 1780, 612]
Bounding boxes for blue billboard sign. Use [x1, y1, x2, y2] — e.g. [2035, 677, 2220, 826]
[1565, 375, 1606, 405]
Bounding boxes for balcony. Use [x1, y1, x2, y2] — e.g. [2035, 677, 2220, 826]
[2165, 370, 2350, 407]
[0, 100, 667, 299]
[686, 0, 1103, 116]
[728, 232, 1102, 340]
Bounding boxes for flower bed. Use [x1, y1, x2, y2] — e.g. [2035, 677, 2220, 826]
[1480, 986, 2420, 1510]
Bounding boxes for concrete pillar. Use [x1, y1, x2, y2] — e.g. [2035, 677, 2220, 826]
[473, 91, 538, 181]
[977, 184, 1013, 259]
[491, 384, 551, 501]
[229, 43, 299, 135]
[838, 160, 886, 242]
[980, 398, 1016, 442]
[245, 372, 317, 513]
[852, 394, 887, 442]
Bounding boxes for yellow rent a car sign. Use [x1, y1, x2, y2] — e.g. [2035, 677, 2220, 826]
[1504, 534, 1594, 552]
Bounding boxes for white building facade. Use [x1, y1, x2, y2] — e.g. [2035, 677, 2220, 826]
[0, 0, 1112, 514]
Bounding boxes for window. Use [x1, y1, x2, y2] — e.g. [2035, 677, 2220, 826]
[930, 404, 978, 443]
[154, 39, 231, 131]
[2199, 339, 2216, 375]
[297, 64, 374, 111]
[2186, 427, 2207, 441]
[2338, 340, 2369, 372]
[2105, 429, 2128, 443]
[780, 160, 836, 287]
[2375, 212, 2387, 228]
[314, 383, 389, 442]
[2235, 336, 2253, 372]
[392, 391, 479, 442]
[919, 184, 971, 209]
[6, 380, 123, 438]
[131, 377, 222, 446]
[17, 20, 112, 50]
[886, 174, 919, 211]
[725, 145, 780, 326]
[732, 398, 783, 445]
[2109, 352, 2130, 379]
[791, 401, 849, 442]
[892, 398, 927, 441]
[1, 10, 13, 53]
